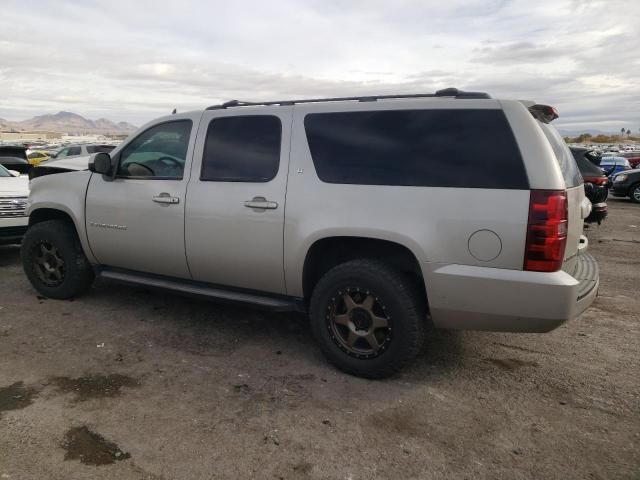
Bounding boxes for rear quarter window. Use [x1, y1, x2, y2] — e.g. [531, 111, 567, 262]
[538, 122, 582, 188]
[304, 109, 529, 189]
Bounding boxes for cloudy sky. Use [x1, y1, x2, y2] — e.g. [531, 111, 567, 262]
[1, 0, 638, 132]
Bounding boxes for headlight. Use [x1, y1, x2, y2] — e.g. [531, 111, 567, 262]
[614, 174, 628, 182]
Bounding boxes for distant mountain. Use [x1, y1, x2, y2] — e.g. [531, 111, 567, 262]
[0, 111, 137, 134]
[557, 128, 615, 137]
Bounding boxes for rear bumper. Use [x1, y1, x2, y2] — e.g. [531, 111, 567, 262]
[585, 202, 607, 224]
[426, 252, 599, 332]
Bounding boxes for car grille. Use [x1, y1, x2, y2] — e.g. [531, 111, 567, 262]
[0, 196, 28, 218]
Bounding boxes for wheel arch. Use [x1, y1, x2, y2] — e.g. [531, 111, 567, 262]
[301, 235, 428, 308]
[28, 206, 96, 264]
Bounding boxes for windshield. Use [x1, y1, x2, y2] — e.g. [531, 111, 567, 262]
[601, 157, 628, 166]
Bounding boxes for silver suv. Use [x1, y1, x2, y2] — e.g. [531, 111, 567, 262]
[21, 88, 599, 378]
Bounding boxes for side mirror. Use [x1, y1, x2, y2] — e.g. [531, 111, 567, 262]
[89, 152, 113, 176]
[50, 152, 58, 158]
[8, 169, 21, 177]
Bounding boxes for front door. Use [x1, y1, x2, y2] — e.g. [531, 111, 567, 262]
[85, 115, 200, 278]
[185, 107, 292, 294]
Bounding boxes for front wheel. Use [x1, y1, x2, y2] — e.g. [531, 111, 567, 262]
[629, 184, 640, 204]
[21, 220, 95, 299]
[309, 259, 426, 379]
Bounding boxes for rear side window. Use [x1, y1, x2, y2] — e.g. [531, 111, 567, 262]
[201, 115, 281, 182]
[538, 122, 582, 188]
[304, 109, 528, 189]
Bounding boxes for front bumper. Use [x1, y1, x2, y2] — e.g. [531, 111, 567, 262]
[610, 183, 632, 196]
[0, 216, 29, 244]
[426, 252, 599, 332]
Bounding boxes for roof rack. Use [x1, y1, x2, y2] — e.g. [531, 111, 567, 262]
[205, 88, 491, 110]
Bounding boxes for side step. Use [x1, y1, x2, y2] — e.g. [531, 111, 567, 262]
[98, 268, 304, 312]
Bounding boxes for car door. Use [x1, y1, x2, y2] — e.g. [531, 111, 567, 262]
[185, 107, 292, 294]
[85, 113, 201, 278]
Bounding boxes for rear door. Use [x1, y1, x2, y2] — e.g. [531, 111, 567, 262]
[538, 122, 585, 273]
[184, 107, 292, 294]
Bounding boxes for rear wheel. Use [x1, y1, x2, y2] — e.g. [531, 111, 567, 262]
[309, 259, 426, 379]
[629, 183, 640, 204]
[21, 220, 94, 299]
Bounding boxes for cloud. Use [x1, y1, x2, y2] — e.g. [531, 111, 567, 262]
[0, 0, 638, 132]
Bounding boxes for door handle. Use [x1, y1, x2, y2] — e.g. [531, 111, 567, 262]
[244, 196, 278, 210]
[153, 193, 180, 205]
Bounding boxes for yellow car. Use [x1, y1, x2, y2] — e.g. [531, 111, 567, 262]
[26, 150, 51, 166]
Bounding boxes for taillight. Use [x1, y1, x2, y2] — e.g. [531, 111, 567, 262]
[583, 176, 608, 185]
[524, 190, 568, 272]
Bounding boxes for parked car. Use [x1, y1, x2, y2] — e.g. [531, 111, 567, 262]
[0, 146, 31, 174]
[599, 156, 631, 177]
[21, 89, 599, 378]
[570, 147, 608, 224]
[611, 169, 640, 203]
[27, 150, 51, 166]
[50, 144, 116, 160]
[619, 152, 640, 169]
[0, 163, 29, 244]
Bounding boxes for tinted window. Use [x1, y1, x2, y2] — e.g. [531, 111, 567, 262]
[118, 120, 192, 179]
[538, 122, 582, 188]
[201, 115, 281, 182]
[87, 145, 116, 154]
[67, 147, 82, 156]
[0, 147, 28, 160]
[571, 150, 604, 177]
[304, 109, 528, 189]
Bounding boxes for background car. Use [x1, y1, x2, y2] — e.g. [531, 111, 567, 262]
[0, 146, 31, 174]
[619, 152, 640, 169]
[599, 156, 631, 177]
[611, 169, 640, 203]
[50, 144, 116, 160]
[26, 150, 51, 166]
[570, 147, 608, 224]
[0, 163, 29, 244]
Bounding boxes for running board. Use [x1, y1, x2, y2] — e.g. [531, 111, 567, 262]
[98, 268, 304, 312]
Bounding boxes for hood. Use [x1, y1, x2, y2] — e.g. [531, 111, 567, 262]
[47, 154, 91, 171]
[615, 168, 640, 176]
[0, 174, 29, 196]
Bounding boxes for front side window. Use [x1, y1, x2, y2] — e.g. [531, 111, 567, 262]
[201, 115, 281, 182]
[67, 146, 82, 156]
[117, 120, 192, 179]
[56, 148, 69, 158]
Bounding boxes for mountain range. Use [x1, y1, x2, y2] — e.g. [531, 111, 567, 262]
[0, 111, 137, 134]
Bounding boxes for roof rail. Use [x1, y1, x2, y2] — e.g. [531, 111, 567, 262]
[205, 87, 491, 110]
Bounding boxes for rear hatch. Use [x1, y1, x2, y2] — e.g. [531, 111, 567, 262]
[537, 121, 585, 274]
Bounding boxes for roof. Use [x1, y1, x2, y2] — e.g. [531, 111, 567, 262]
[205, 88, 491, 110]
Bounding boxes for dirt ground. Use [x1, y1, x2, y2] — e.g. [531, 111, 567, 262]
[1, 198, 638, 480]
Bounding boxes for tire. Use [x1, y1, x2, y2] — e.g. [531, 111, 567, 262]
[21, 220, 94, 299]
[309, 259, 426, 379]
[629, 183, 640, 204]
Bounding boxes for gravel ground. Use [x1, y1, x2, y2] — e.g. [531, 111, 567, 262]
[1, 198, 639, 480]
